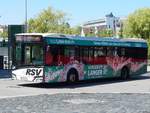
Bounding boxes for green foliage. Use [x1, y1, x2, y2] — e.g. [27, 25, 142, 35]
[28, 7, 76, 34]
[118, 29, 123, 38]
[85, 33, 96, 37]
[123, 8, 150, 58]
[0, 31, 8, 39]
[72, 26, 82, 35]
[123, 8, 150, 39]
[97, 29, 113, 37]
[148, 40, 150, 58]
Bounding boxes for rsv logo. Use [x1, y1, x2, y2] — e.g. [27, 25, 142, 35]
[26, 69, 42, 76]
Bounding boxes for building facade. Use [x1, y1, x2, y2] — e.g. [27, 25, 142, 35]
[81, 13, 123, 37]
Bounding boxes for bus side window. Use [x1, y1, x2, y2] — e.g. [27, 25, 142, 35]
[121, 48, 126, 56]
[107, 47, 118, 57]
[45, 46, 60, 66]
[82, 47, 88, 64]
[57, 46, 64, 66]
[64, 46, 76, 64]
[138, 48, 147, 59]
[114, 47, 118, 56]
[51, 46, 59, 66]
[45, 46, 53, 65]
[107, 47, 113, 56]
[89, 47, 94, 63]
[118, 48, 125, 57]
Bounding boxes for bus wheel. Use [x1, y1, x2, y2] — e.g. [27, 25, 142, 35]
[121, 67, 129, 80]
[67, 70, 78, 83]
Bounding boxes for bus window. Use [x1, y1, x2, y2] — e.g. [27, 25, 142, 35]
[45, 46, 53, 65]
[45, 45, 63, 66]
[32, 45, 43, 65]
[107, 47, 117, 56]
[51, 46, 59, 65]
[64, 47, 75, 57]
[89, 47, 94, 63]
[46, 45, 67, 66]
[81, 47, 88, 64]
[16, 43, 22, 66]
[138, 48, 147, 59]
[118, 48, 126, 57]
[94, 47, 106, 64]
[83, 47, 88, 60]
[25, 46, 31, 65]
[121, 48, 125, 56]
[94, 47, 106, 57]
[64, 46, 76, 64]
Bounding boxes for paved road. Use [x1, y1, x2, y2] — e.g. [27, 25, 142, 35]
[0, 72, 150, 112]
[0, 73, 150, 98]
[0, 93, 150, 113]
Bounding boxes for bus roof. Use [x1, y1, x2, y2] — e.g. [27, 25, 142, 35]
[16, 33, 70, 38]
[16, 33, 148, 48]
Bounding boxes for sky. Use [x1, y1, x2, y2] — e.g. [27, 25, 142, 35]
[0, 0, 150, 26]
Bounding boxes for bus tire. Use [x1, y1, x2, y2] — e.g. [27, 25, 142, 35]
[67, 69, 79, 83]
[121, 67, 129, 80]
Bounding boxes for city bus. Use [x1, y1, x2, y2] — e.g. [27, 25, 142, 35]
[12, 33, 148, 83]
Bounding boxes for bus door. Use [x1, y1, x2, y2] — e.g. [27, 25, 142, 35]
[25, 46, 31, 65]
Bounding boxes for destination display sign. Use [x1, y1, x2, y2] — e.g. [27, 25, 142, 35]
[16, 36, 42, 42]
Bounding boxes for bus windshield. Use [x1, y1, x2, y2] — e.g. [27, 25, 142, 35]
[16, 43, 43, 67]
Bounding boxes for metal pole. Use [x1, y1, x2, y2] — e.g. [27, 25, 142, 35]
[25, 0, 27, 32]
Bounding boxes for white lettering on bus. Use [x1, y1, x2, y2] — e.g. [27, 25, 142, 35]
[88, 65, 103, 70]
[88, 70, 103, 76]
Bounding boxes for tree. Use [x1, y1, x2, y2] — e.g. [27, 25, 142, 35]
[28, 7, 74, 34]
[97, 29, 113, 37]
[123, 8, 150, 39]
[0, 30, 8, 39]
[72, 26, 82, 35]
[0, 25, 8, 39]
[85, 32, 96, 37]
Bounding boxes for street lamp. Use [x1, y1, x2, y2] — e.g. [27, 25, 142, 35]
[25, 0, 27, 32]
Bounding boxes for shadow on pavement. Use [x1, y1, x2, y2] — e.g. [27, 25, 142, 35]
[0, 69, 11, 78]
[19, 73, 150, 89]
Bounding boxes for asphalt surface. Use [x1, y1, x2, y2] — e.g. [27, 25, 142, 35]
[0, 73, 150, 99]
[0, 69, 150, 112]
[0, 93, 150, 113]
